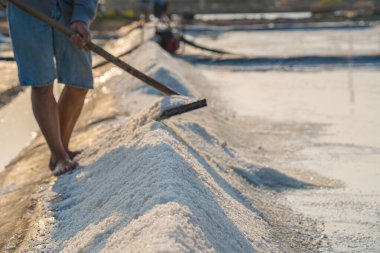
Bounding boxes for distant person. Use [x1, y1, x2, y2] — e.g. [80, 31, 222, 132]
[140, 0, 150, 19]
[7, 0, 98, 175]
[97, 0, 106, 16]
[153, 0, 168, 19]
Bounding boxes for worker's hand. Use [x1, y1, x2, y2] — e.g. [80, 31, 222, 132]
[70, 22, 91, 51]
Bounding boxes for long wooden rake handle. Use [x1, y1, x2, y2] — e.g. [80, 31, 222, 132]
[8, 0, 179, 96]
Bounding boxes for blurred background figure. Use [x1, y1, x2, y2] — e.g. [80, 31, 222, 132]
[151, 0, 179, 54]
[139, 0, 150, 20]
[153, 0, 168, 19]
[97, 0, 107, 16]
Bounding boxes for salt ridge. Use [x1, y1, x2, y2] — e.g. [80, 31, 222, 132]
[22, 42, 320, 252]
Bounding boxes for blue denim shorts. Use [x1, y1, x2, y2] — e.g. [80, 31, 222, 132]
[8, 3, 93, 89]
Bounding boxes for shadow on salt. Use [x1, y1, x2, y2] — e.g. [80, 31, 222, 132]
[176, 122, 311, 193]
[234, 166, 312, 192]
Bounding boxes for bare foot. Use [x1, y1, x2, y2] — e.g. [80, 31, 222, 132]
[49, 150, 82, 170]
[51, 158, 78, 176]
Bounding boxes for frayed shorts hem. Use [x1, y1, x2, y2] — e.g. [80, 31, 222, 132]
[58, 79, 94, 90]
[19, 76, 56, 87]
[19, 78, 94, 90]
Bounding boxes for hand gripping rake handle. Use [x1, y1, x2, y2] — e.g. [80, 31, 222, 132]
[8, 0, 179, 96]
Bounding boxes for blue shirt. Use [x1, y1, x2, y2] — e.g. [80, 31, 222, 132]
[20, 0, 98, 24]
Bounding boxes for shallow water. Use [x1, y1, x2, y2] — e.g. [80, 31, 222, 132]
[0, 88, 38, 171]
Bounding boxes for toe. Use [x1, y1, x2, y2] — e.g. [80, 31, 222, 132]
[51, 159, 79, 176]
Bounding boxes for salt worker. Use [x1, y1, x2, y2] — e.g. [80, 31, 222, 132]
[153, 0, 168, 19]
[7, 0, 98, 175]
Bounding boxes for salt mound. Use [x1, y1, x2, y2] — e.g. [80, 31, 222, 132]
[106, 42, 194, 97]
[22, 40, 310, 252]
[28, 117, 275, 252]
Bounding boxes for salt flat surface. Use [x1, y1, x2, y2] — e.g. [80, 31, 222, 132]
[202, 69, 380, 149]
[182, 20, 380, 253]
[202, 67, 380, 252]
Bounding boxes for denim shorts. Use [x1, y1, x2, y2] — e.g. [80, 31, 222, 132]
[8, 3, 93, 89]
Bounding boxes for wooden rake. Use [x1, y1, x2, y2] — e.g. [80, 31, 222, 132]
[8, 0, 207, 120]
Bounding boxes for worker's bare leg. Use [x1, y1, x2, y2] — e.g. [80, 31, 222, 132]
[31, 85, 78, 174]
[58, 86, 88, 156]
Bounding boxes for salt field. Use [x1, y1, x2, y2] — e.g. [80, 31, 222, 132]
[0, 17, 379, 252]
